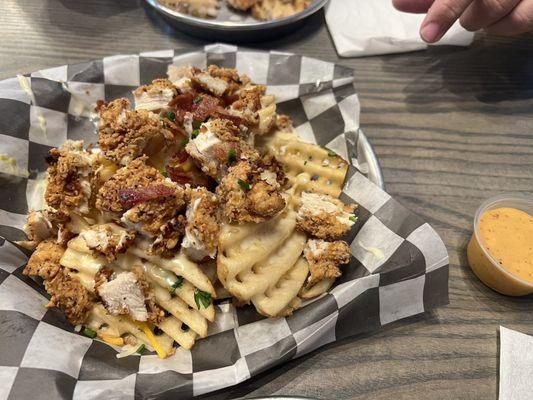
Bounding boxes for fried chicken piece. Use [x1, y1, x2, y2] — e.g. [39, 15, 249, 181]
[216, 155, 287, 223]
[185, 118, 252, 180]
[45, 140, 95, 215]
[45, 269, 94, 325]
[181, 187, 219, 261]
[193, 71, 229, 97]
[96, 156, 163, 214]
[94, 266, 113, 292]
[121, 192, 186, 256]
[134, 268, 165, 324]
[133, 79, 177, 112]
[226, 0, 259, 10]
[23, 239, 65, 280]
[167, 65, 197, 93]
[22, 209, 70, 249]
[303, 239, 350, 287]
[98, 98, 167, 165]
[296, 192, 357, 240]
[97, 271, 148, 322]
[227, 85, 266, 127]
[206, 65, 250, 95]
[79, 224, 136, 261]
[251, 0, 310, 21]
[159, 0, 219, 18]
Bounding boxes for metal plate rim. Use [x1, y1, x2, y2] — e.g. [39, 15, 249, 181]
[144, 0, 329, 32]
[359, 129, 385, 190]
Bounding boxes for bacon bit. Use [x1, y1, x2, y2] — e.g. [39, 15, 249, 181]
[223, 93, 239, 107]
[192, 94, 221, 122]
[118, 184, 175, 209]
[169, 93, 194, 111]
[215, 112, 245, 127]
[166, 169, 193, 185]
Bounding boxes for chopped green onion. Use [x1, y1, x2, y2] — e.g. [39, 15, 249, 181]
[238, 179, 250, 191]
[181, 138, 189, 146]
[310, 175, 319, 181]
[170, 276, 184, 295]
[228, 149, 237, 164]
[194, 289, 212, 309]
[303, 160, 308, 165]
[166, 111, 176, 121]
[181, 324, 190, 332]
[82, 328, 97, 339]
[193, 95, 202, 104]
[349, 215, 358, 223]
[162, 171, 168, 178]
[136, 344, 146, 354]
[327, 149, 336, 157]
[191, 129, 200, 139]
[192, 120, 201, 130]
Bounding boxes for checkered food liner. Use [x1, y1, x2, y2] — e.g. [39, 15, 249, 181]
[0, 44, 449, 399]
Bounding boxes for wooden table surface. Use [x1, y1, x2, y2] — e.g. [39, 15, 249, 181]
[3, 1, 533, 399]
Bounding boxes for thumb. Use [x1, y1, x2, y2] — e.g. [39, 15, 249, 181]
[420, 0, 475, 42]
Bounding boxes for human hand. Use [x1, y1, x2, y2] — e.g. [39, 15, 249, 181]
[393, 0, 533, 42]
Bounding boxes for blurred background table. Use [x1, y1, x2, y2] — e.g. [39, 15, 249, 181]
[2, 1, 533, 399]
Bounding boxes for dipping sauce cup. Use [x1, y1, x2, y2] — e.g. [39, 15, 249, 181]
[467, 194, 533, 296]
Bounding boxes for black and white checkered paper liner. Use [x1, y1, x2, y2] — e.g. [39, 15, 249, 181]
[0, 44, 449, 400]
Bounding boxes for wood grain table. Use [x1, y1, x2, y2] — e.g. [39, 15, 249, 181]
[2, 1, 533, 399]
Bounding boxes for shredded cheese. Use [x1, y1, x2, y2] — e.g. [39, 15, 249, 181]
[98, 333, 125, 346]
[136, 321, 167, 359]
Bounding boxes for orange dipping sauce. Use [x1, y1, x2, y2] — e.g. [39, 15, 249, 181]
[468, 205, 533, 296]
[478, 208, 533, 283]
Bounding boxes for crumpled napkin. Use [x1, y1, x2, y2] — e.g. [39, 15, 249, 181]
[499, 326, 533, 400]
[325, 0, 475, 57]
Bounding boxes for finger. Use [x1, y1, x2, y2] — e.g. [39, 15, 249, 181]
[460, 0, 521, 31]
[420, 0, 476, 43]
[486, 0, 533, 35]
[392, 0, 434, 13]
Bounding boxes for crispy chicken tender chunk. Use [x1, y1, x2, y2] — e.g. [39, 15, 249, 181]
[45, 140, 95, 215]
[181, 187, 219, 261]
[252, 0, 310, 21]
[98, 98, 167, 165]
[133, 79, 177, 111]
[97, 271, 148, 321]
[228, 85, 266, 126]
[167, 65, 197, 93]
[134, 267, 165, 324]
[304, 239, 350, 287]
[45, 269, 94, 325]
[22, 209, 70, 248]
[206, 65, 250, 94]
[216, 155, 287, 223]
[159, 0, 219, 18]
[297, 192, 357, 239]
[121, 192, 186, 256]
[185, 118, 252, 180]
[96, 156, 163, 214]
[24, 239, 65, 280]
[24, 239, 94, 325]
[226, 0, 259, 10]
[79, 224, 136, 261]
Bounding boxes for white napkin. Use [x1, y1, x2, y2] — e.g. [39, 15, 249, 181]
[325, 0, 475, 57]
[499, 326, 533, 400]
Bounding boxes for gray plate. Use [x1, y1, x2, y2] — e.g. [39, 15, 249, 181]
[144, 0, 329, 41]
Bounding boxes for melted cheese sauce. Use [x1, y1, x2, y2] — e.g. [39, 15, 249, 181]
[478, 208, 533, 282]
